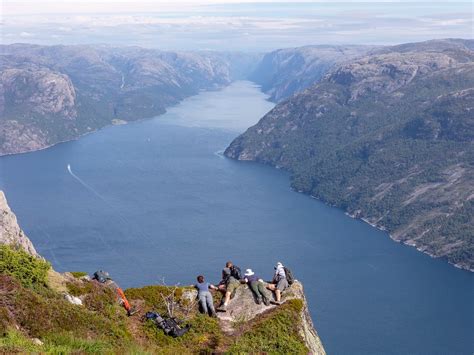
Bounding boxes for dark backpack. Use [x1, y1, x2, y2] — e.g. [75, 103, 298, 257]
[231, 265, 242, 280]
[145, 312, 190, 338]
[93, 270, 111, 283]
[283, 266, 294, 285]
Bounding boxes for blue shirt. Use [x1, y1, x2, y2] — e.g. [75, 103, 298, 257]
[195, 282, 211, 293]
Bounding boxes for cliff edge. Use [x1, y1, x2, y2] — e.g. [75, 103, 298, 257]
[0, 191, 325, 354]
[214, 280, 325, 354]
[0, 191, 38, 257]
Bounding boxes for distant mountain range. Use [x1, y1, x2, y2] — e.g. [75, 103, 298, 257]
[0, 44, 258, 155]
[226, 39, 474, 271]
[250, 45, 377, 102]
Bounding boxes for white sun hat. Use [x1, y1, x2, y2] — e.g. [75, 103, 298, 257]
[244, 269, 255, 276]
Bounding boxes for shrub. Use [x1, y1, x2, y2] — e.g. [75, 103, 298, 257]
[0, 245, 50, 288]
[228, 299, 308, 354]
[70, 271, 88, 279]
[0, 275, 131, 344]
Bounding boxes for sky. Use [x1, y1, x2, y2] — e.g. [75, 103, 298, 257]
[1, 1, 473, 51]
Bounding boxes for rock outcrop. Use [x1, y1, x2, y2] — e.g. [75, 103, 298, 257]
[215, 281, 326, 354]
[0, 191, 38, 256]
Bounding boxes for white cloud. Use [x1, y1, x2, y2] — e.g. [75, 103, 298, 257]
[19, 31, 34, 37]
[3, 0, 470, 15]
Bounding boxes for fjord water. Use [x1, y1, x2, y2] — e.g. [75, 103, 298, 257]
[0, 81, 472, 354]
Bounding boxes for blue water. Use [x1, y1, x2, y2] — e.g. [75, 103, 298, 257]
[0, 81, 472, 354]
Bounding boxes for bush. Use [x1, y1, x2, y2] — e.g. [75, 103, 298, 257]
[70, 271, 88, 279]
[0, 245, 50, 288]
[228, 299, 308, 354]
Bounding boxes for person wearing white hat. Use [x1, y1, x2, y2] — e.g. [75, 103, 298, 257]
[242, 268, 270, 306]
[266, 262, 288, 305]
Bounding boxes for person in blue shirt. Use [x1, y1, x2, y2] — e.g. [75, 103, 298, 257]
[195, 275, 218, 317]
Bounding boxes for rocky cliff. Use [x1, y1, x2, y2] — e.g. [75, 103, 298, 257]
[0, 44, 260, 155]
[213, 280, 325, 354]
[0, 192, 324, 353]
[0, 191, 37, 257]
[250, 45, 376, 102]
[226, 39, 474, 271]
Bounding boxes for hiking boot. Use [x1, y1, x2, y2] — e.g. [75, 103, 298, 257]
[127, 307, 138, 316]
[216, 305, 227, 312]
[263, 298, 270, 306]
[270, 300, 282, 306]
[256, 297, 262, 305]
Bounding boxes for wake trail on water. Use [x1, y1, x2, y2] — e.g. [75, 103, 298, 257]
[66, 164, 157, 270]
[67, 164, 112, 208]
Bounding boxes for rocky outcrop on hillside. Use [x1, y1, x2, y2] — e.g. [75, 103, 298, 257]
[214, 280, 325, 354]
[250, 45, 375, 101]
[226, 39, 474, 271]
[0, 191, 38, 256]
[0, 44, 259, 155]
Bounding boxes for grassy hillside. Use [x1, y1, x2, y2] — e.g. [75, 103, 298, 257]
[0, 245, 316, 354]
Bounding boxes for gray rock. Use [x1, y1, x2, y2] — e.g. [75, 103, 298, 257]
[31, 338, 43, 346]
[0, 190, 39, 257]
[217, 281, 325, 355]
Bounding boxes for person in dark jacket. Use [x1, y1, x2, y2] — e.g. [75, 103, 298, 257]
[216, 261, 241, 311]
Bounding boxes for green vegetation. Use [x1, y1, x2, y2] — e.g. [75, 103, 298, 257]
[228, 299, 307, 354]
[70, 271, 88, 278]
[1, 247, 311, 353]
[0, 329, 112, 353]
[0, 244, 50, 288]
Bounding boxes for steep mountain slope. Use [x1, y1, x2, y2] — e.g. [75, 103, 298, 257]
[0, 44, 259, 155]
[226, 39, 474, 271]
[250, 45, 376, 102]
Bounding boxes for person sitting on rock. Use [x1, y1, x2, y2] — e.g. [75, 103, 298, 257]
[195, 275, 218, 317]
[242, 268, 270, 306]
[217, 261, 241, 311]
[266, 262, 288, 305]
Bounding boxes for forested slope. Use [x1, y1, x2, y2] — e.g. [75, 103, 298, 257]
[226, 39, 474, 271]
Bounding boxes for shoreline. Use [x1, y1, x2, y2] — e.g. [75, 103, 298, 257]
[0, 83, 231, 158]
[293, 187, 472, 273]
[343, 211, 473, 273]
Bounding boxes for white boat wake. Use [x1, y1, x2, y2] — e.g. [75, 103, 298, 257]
[67, 164, 109, 206]
[66, 164, 158, 265]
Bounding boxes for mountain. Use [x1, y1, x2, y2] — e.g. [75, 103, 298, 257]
[0, 44, 259, 155]
[226, 39, 474, 271]
[0, 191, 325, 354]
[250, 45, 376, 102]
